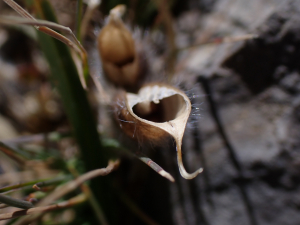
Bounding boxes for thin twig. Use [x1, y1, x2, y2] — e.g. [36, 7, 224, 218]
[102, 140, 175, 182]
[68, 164, 109, 225]
[0, 176, 69, 194]
[178, 34, 258, 52]
[0, 194, 87, 221]
[175, 34, 258, 74]
[13, 160, 119, 225]
[138, 156, 175, 182]
[38, 160, 119, 206]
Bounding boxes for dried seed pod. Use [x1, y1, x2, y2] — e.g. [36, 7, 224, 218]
[97, 5, 141, 91]
[114, 83, 203, 179]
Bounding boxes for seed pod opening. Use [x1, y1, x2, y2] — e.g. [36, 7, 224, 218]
[114, 83, 203, 179]
[132, 94, 185, 123]
[97, 5, 142, 91]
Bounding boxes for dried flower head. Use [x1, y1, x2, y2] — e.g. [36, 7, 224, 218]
[114, 83, 203, 179]
[97, 5, 141, 91]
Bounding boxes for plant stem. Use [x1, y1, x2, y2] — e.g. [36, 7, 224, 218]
[0, 194, 87, 221]
[0, 176, 69, 194]
[68, 164, 109, 225]
[11, 161, 119, 225]
[0, 194, 33, 209]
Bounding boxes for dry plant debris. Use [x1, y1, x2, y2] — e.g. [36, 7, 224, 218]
[114, 83, 203, 179]
[97, 5, 142, 91]
[1, 0, 298, 224]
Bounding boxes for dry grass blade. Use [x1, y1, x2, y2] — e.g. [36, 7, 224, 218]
[115, 83, 203, 179]
[37, 160, 120, 207]
[3, 0, 35, 20]
[102, 139, 175, 182]
[0, 5, 86, 60]
[0, 194, 87, 221]
[178, 34, 259, 51]
[12, 160, 119, 225]
[0, 15, 86, 63]
[139, 156, 175, 182]
[1, 0, 88, 88]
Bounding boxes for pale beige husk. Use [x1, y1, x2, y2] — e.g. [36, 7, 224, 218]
[115, 83, 203, 179]
[97, 5, 141, 90]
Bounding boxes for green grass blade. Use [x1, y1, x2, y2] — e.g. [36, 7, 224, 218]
[35, 0, 107, 171]
[29, 1, 119, 223]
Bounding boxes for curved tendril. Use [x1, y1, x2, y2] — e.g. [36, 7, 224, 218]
[176, 144, 203, 179]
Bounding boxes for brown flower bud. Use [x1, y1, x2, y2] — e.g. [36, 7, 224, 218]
[114, 83, 203, 179]
[97, 5, 141, 91]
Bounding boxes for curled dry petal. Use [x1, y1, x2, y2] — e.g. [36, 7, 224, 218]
[114, 83, 203, 179]
[97, 5, 141, 91]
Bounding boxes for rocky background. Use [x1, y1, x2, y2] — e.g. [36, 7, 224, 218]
[1, 0, 300, 224]
[169, 0, 300, 225]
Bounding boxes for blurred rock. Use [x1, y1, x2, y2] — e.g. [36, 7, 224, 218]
[179, 0, 300, 225]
